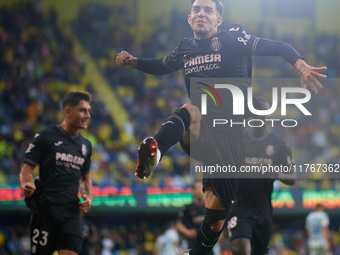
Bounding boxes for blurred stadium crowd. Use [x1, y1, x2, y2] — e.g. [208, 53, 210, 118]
[1, 1, 340, 255]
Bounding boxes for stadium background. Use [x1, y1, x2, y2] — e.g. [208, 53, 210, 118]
[0, 0, 340, 254]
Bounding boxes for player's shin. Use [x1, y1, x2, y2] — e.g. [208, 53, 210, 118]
[154, 107, 191, 158]
[189, 219, 223, 255]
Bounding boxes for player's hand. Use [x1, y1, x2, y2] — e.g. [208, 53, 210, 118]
[79, 194, 92, 213]
[187, 229, 197, 239]
[20, 182, 36, 197]
[116, 51, 138, 68]
[294, 59, 327, 94]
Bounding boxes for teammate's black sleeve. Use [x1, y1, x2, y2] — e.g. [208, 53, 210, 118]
[24, 132, 46, 166]
[177, 205, 190, 224]
[82, 143, 92, 176]
[136, 58, 174, 75]
[275, 141, 294, 167]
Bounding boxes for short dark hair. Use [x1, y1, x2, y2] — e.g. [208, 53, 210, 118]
[191, 0, 224, 17]
[62, 91, 92, 110]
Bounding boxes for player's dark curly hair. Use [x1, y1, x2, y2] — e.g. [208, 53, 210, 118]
[190, 0, 224, 17]
[62, 91, 92, 109]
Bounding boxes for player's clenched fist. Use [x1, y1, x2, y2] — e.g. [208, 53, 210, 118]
[21, 182, 36, 197]
[116, 50, 138, 68]
[79, 194, 92, 213]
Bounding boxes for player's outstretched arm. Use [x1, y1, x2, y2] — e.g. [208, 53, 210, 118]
[116, 50, 138, 68]
[116, 50, 177, 75]
[79, 173, 93, 213]
[293, 59, 327, 94]
[19, 163, 36, 197]
[249, 33, 327, 93]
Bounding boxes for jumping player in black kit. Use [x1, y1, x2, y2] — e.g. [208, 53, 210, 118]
[116, 0, 327, 254]
[19, 91, 93, 255]
[227, 99, 296, 255]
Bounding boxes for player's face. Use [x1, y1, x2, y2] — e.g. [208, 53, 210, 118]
[188, 0, 222, 40]
[193, 182, 204, 199]
[68, 100, 91, 130]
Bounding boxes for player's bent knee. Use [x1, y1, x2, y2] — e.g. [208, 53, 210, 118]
[209, 219, 225, 232]
[171, 106, 192, 130]
[205, 208, 228, 232]
[182, 103, 201, 123]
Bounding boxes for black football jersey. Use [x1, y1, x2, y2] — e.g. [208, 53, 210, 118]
[163, 25, 256, 95]
[161, 24, 299, 137]
[178, 202, 205, 233]
[138, 23, 302, 96]
[229, 130, 294, 216]
[162, 24, 297, 94]
[137, 24, 302, 137]
[24, 125, 92, 217]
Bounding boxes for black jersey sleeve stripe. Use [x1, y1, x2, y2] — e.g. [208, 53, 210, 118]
[252, 37, 260, 55]
[24, 158, 38, 167]
[172, 115, 186, 132]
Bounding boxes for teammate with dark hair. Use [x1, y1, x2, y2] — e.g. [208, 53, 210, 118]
[19, 91, 93, 255]
[116, 1, 327, 254]
[226, 99, 296, 255]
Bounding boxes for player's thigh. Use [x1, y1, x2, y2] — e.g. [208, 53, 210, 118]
[182, 103, 201, 144]
[203, 178, 239, 211]
[179, 131, 217, 161]
[227, 215, 252, 255]
[30, 213, 57, 255]
[205, 187, 227, 210]
[227, 215, 252, 240]
[56, 217, 83, 254]
[230, 238, 251, 255]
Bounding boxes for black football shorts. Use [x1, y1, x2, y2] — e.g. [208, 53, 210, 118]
[30, 213, 83, 255]
[227, 212, 272, 254]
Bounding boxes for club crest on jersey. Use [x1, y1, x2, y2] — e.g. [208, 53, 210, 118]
[82, 144, 87, 156]
[265, 145, 274, 156]
[26, 143, 35, 153]
[210, 37, 222, 52]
